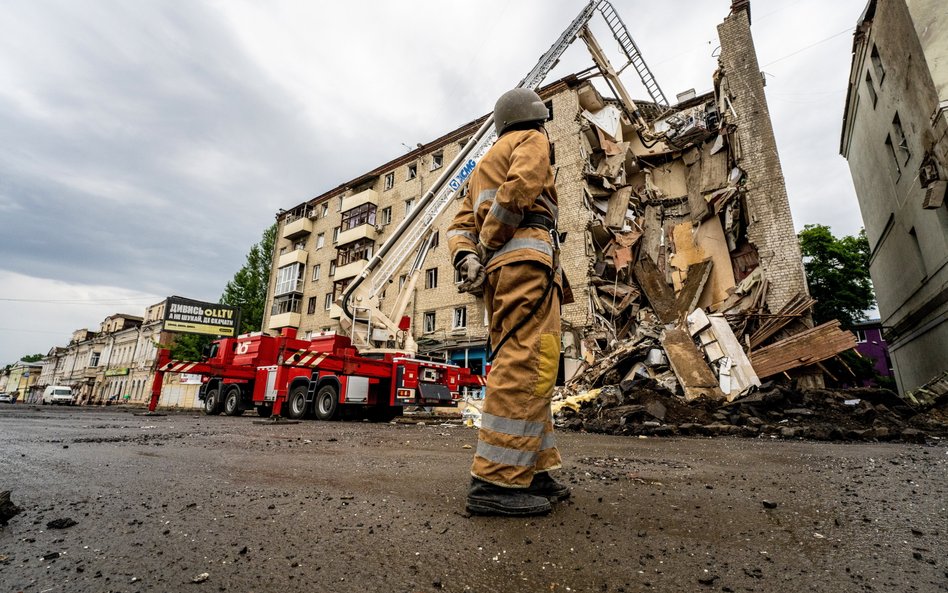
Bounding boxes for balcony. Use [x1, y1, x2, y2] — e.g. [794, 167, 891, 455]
[268, 312, 301, 330]
[282, 216, 313, 240]
[334, 259, 368, 281]
[337, 224, 377, 247]
[340, 188, 379, 213]
[277, 249, 308, 268]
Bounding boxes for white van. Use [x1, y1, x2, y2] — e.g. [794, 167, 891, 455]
[42, 385, 75, 405]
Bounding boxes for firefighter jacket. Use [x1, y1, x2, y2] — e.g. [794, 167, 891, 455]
[448, 128, 559, 275]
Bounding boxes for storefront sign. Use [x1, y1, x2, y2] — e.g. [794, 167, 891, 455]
[163, 296, 239, 337]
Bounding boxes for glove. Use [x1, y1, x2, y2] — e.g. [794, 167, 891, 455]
[456, 253, 486, 295]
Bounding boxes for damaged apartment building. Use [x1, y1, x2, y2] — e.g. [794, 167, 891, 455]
[265, 2, 847, 400]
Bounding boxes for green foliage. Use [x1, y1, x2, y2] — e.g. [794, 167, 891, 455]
[168, 333, 213, 362]
[221, 223, 276, 334]
[798, 224, 875, 328]
[20, 353, 43, 363]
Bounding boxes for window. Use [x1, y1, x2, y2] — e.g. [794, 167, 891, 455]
[321, 203, 329, 218]
[407, 163, 417, 180]
[333, 279, 352, 301]
[324, 293, 333, 310]
[430, 230, 439, 248]
[337, 196, 344, 211]
[885, 134, 901, 178]
[423, 311, 436, 334]
[272, 294, 302, 315]
[406, 199, 414, 215]
[312, 264, 321, 281]
[870, 45, 885, 85]
[854, 329, 867, 343]
[337, 238, 374, 266]
[384, 172, 394, 191]
[454, 267, 462, 283]
[380, 206, 392, 226]
[398, 274, 407, 291]
[544, 99, 553, 120]
[892, 113, 910, 165]
[307, 296, 318, 315]
[425, 267, 438, 289]
[279, 246, 287, 256]
[316, 233, 325, 249]
[341, 203, 377, 231]
[90, 352, 100, 367]
[330, 261, 336, 276]
[431, 151, 443, 171]
[333, 226, 340, 244]
[294, 239, 306, 251]
[453, 307, 467, 329]
[275, 263, 304, 295]
[865, 71, 877, 107]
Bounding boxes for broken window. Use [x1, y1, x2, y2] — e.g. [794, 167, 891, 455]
[423, 311, 436, 334]
[341, 202, 377, 231]
[892, 113, 910, 165]
[307, 296, 317, 315]
[884, 134, 901, 178]
[407, 163, 417, 180]
[425, 267, 438, 289]
[336, 238, 374, 267]
[274, 263, 304, 295]
[870, 45, 885, 85]
[312, 264, 321, 281]
[453, 306, 467, 330]
[431, 151, 443, 171]
[384, 172, 394, 191]
[864, 71, 877, 108]
[380, 206, 392, 226]
[316, 233, 325, 249]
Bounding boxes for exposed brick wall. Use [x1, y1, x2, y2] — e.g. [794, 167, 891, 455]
[718, 9, 810, 313]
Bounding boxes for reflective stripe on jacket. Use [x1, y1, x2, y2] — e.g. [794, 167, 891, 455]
[448, 128, 558, 273]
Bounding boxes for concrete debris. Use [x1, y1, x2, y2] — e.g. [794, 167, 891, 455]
[555, 383, 948, 442]
[1, 491, 22, 526]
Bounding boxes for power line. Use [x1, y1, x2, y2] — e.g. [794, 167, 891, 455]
[762, 27, 854, 67]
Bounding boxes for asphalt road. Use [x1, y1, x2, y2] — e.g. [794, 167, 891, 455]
[1, 404, 946, 593]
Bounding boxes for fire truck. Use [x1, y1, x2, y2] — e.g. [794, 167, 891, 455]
[147, 0, 666, 419]
[148, 328, 483, 419]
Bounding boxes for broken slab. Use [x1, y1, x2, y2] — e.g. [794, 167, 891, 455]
[605, 187, 633, 229]
[661, 328, 724, 401]
[634, 257, 678, 324]
[669, 218, 735, 308]
[687, 309, 761, 400]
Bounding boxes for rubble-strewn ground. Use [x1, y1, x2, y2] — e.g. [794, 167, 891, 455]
[1, 405, 946, 593]
[556, 384, 948, 442]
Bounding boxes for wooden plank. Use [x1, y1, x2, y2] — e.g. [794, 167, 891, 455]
[700, 142, 729, 193]
[651, 162, 688, 199]
[674, 259, 713, 320]
[686, 157, 709, 222]
[633, 257, 677, 324]
[661, 328, 724, 401]
[605, 187, 633, 229]
[750, 321, 857, 378]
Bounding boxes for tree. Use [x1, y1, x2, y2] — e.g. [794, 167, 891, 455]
[221, 223, 276, 334]
[798, 224, 875, 328]
[20, 354, 43, 363]
[169, 224, 276, 361]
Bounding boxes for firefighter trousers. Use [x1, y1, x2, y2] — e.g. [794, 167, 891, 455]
[472, 261, 562, 488]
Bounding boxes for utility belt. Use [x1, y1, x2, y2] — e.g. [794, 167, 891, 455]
[520, 212, 566, 260]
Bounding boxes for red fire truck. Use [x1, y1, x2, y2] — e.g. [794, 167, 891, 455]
[147, 328, 482, 420]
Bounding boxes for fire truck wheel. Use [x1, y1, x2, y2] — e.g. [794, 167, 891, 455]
[223, 386, 244, 416]
[203, 387, 222, 415]
[256, 405, 272, 418]
[314, 384, 339, 421]
[285, 384, 308, 420]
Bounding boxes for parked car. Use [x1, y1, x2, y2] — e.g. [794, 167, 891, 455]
[0, 393, 16, 404]
[42, 386, 75, 405]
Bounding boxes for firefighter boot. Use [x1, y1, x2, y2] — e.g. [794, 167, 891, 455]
[528, 471, 571, 502]
[466, 478, 552, 516]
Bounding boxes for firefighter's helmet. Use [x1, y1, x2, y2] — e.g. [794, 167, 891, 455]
[493, 88, 549, 136]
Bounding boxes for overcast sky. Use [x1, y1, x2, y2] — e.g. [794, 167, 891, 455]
[0, 0, 868, 364]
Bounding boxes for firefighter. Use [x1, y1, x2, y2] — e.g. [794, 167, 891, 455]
[448, 87, 570, 516]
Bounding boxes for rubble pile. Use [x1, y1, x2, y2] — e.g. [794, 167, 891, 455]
[555, 382, 948, 442]
[562, 71, 861, 412]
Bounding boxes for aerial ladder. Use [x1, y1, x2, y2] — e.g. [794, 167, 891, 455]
[339, 0, 668, 353]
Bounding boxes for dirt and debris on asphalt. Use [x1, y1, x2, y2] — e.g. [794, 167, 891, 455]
[1, 405, 946, 593]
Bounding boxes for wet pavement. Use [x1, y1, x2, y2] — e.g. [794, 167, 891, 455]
[1, 405, 946, 592]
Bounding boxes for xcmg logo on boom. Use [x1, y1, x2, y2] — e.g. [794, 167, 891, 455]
[448, 159, 477, 191]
